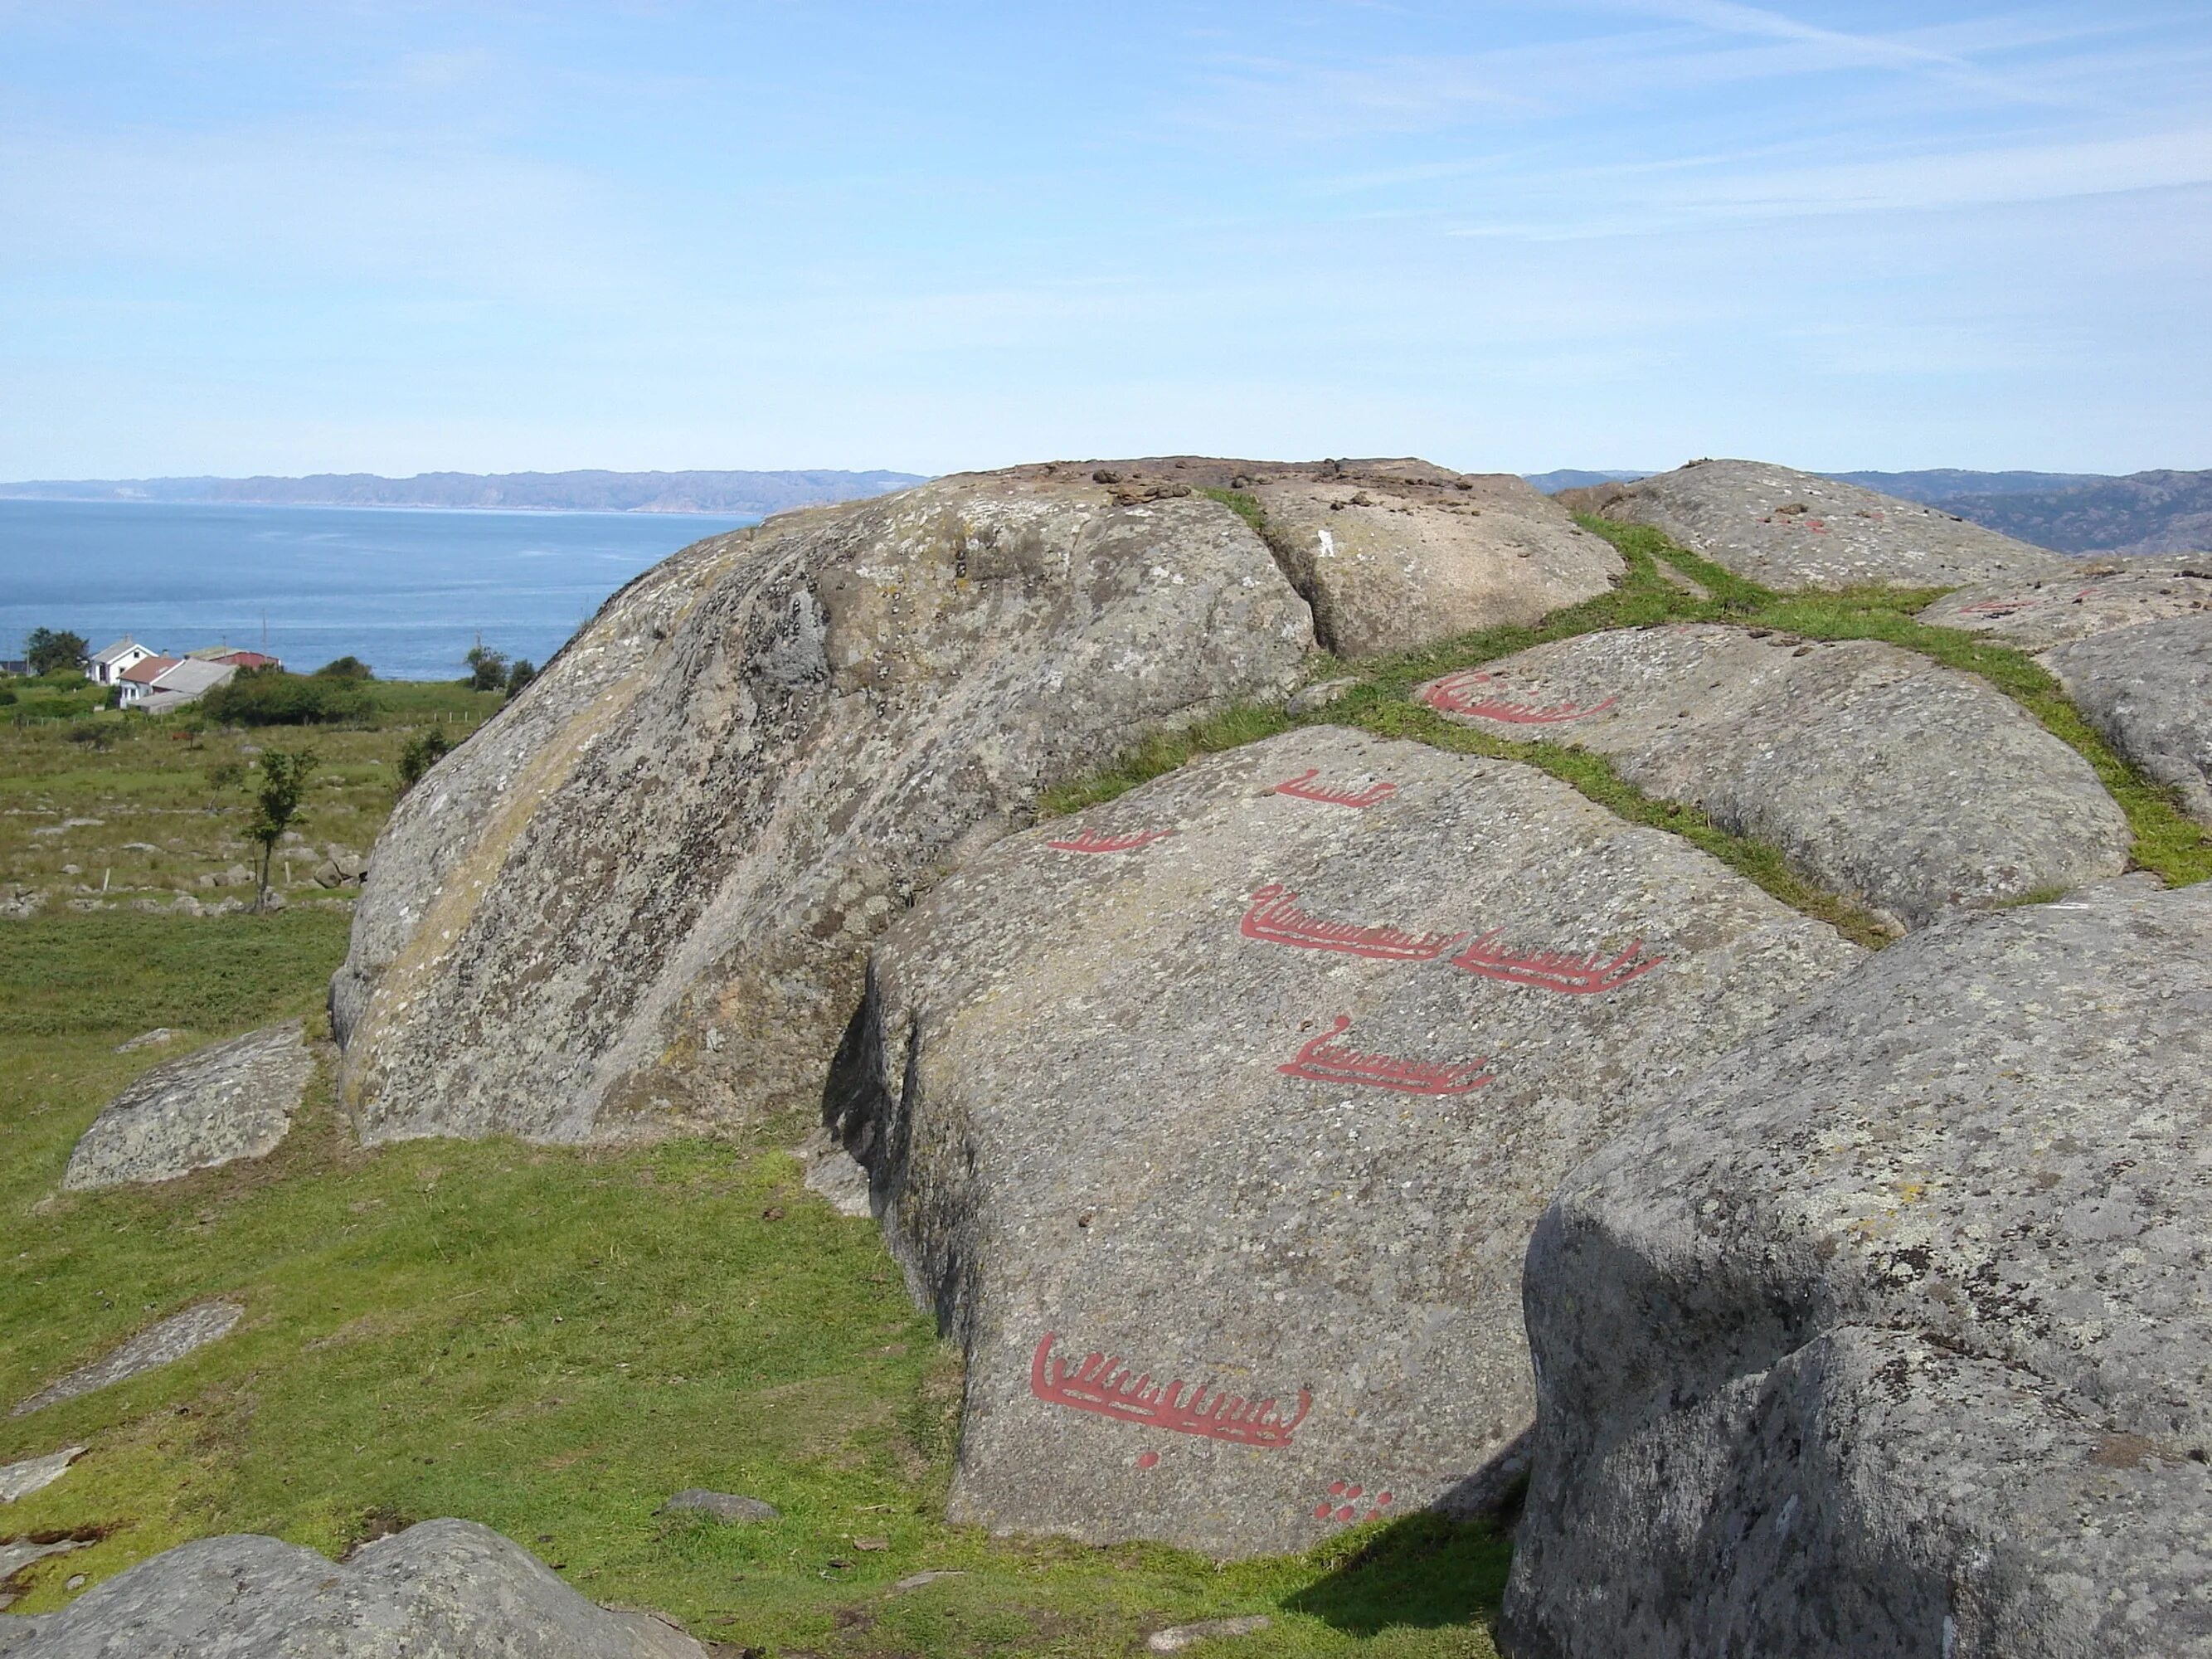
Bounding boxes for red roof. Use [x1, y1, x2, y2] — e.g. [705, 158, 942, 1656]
[119, 654, 183, 685]
[216, 650, 280, 670]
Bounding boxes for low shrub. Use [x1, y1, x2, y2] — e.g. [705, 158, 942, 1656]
[202, 668, 371, 727]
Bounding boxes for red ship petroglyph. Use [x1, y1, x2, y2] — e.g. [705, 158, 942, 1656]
[1029, 1333, 1310, 1448]
[1451, 929, 1665, 995]
[1046, 828, 1174, 854]
[1421, 670, 1617, 725]
[1240, 883, 1466, 961]
[1269, 769, 1399, 810]
[1278, 1016, 1490, 1096]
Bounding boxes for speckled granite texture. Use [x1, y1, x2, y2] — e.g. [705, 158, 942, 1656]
[1501, 877, 2212, 1659]
[832, 727, 1860, 1557]
[1416, 624, 2130, 927]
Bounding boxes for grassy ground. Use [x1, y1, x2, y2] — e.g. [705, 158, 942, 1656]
[0, 681, 501, 912]
[1043, 517, 2212, 932]
[0, 926, 1509, 1652]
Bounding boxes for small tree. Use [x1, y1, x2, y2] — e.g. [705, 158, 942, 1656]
[245, 747, 319, 911]
[314, 654, 374, 680]
[464, 645, 509, 693]
[24, 628, 89, 677]
[396, 727, 451, 794]
[504, 657, 537, 698]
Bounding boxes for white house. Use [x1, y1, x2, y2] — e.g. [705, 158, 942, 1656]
[115, 654, 183, 707]
[90, 637, 163, 685]
[139, 658, 240, 714]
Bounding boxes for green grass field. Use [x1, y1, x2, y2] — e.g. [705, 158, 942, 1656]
[0, 909, 1507, 1652]
[0, 680, 501, 912]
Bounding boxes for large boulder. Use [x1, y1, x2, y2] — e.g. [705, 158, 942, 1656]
[829, 726, 1860, 1558]
[1917, 556, 2212, 649]
[997, 455, 1625, 659]
[63, 1022, 314, 1191]
[1415, 624, 2130, 927]
[1500, 877, 2212, 1659]
[2044, 615, 2212, 828]
[0, 1519, 706, 1657]
[1247, 471, 1621, 658]
[1563, 460, 2070, 590]
[332, 468, 1315, 1145]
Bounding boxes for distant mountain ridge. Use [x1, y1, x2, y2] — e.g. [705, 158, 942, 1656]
[1871, 469, 2212, 557]
[1532, 465, 2212, 557]
[0, 468, 930, 517]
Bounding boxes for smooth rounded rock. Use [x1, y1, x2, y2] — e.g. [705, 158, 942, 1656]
[1563, 460, 2070, 590]
[2043, 613, 2212, 827]
[1918, 556, 2212, 649]
[64, 1022, 314, 1191]
[1250, 471, 1620, 659]
[829, 726, 1860, 1558]
[332, 467, 1315, 1146]
[1415, 624, 2131, 926]
[0, 1519, 707, 1657]
[1501, 877, 2212, 1659]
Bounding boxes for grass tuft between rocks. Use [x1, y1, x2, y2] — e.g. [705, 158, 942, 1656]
[1043, 515, 2211, 927]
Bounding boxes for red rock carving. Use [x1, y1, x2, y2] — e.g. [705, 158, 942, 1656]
[1240, 883, 1466, 962]
[1029, 1333, 1310, 1448]
[1958, 587, 2097, 620]
[1451, 928, 1665, 995]
[1270, 769, 1399, 810]
[1278, 1016, 1491, 1096]
[1311, 1480, 1395, 1524]
[1421, 670, 1617, 725]
[1046, 828, 1174, 854]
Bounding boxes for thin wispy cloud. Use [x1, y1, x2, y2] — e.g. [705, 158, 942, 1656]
[0, 1, 2204, 475]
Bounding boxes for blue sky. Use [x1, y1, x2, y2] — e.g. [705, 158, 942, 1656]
[2, 2, 2208, 478]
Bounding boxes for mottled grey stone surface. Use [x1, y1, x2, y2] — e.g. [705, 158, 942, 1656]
[1563, 460, 2069, 590]
[63, 1022, 314, 1191]
[1918, 557, 2212, 649]
[1252, 472, 1619, 658]
[0, 1519, 707, 1657]
[333, 467, 1315, 1146]
[11, 1302, 243, 1418]
[657, 1490, 778, 1524]
[1500, 877, 2212, 1659]
[1148, 1614, 1272, 1652]
[1416, 624, 2130, 927]
[0, 1448, 83, 1503]
[2044, 614, 2212, 827]
[832, 727, 1859, 1558]
[1285, 677, 1361, 717]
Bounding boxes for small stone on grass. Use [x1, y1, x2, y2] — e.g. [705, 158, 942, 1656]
[1147, 1614, 1272, 1652]
[658, 1490, 779, 1524]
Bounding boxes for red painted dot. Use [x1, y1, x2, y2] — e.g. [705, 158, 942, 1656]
[1333, 1506, 1357, 1523]
[1344, 1484, 1364, 1500]
[1376, 1492, 1393, 1506]
[1135, 1452, 1159, 1469]
[1328, 1480, 1347, 1496]
[1312, 1503, 1332, 1519]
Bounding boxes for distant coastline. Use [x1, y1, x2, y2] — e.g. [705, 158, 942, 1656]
[0, 467, 930, 519]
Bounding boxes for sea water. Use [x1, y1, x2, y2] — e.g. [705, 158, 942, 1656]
[0, 499, 754, 681]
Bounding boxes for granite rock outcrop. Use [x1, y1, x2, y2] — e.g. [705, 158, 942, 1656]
[829, 727, 1860, 1557]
